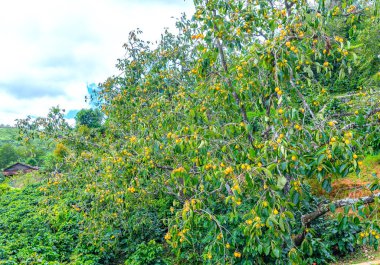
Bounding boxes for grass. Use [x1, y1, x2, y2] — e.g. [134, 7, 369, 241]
[6, 172, 45, 189]
[0, 171, 45, 193]
[360, 153, 380, 180]
[310, 153, 380, 201]
[333, 246, 380, 264]
[316, 154, 380, 216]
[331, 153, 380, 200]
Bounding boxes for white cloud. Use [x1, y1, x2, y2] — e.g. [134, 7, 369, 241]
[0, 0, 194, 125]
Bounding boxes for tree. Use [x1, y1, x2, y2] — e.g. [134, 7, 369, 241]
[0, 144, 19, 170]
[16, 0, 380, 264]
[74, 108, 103, 128]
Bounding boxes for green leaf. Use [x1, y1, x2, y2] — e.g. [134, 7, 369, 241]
[279, 218, 285, 231]
[264, 245, 270, 255]
[273, 247, 280, 258]
[292, 192, 300, 205]
[257, 244, 263, 254]
[277, 176, 287, 190]
[329, 203, 336, 213]
[317, 154, 325, 165]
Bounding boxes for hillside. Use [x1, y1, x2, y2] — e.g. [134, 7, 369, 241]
[0, 127, 18, 145]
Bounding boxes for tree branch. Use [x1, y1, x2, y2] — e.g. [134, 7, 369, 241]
[211, 9, 254, 145]
[293, 192, 380, 246]
[289, 79, 318, 124]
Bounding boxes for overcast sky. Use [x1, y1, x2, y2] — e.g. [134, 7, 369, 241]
[0, 0, 194, 125]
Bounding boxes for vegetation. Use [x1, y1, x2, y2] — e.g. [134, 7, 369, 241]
[333, 246, 380, 264]
[0, 127, 52, 170]
[1, 0, 380, 264]
[75, 109, 104, 129]
[0, 127, 18, 145]
[0, 180, 88, 264]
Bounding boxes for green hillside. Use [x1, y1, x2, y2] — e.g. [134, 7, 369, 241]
[0, 127, 18, 145]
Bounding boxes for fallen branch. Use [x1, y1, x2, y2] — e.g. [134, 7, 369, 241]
[155, 164, 173, 171]
[332, 107, 380, 120]
[366, 108, 380, 119]
[302, 193, 380, 225]
[294, 192, 380, 246]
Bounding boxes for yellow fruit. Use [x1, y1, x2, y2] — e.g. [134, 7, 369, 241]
[224, 167, 233, 175]
[164, 233, 171, 240]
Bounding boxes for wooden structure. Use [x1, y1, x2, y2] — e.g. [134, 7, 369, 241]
[2, 163, 39, 176]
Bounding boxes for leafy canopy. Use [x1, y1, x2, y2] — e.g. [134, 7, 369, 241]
[15, 0, 380, 264]
[75, 108, 104, 129]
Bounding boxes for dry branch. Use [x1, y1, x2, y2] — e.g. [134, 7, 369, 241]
[294, 192, 380, 246]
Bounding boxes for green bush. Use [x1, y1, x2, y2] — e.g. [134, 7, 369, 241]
[0, 183, 10, 195]
[124, 240, 165, 265]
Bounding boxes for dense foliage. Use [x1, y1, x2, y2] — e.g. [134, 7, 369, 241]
[75, 109, 104, 129]
[0, 127, 52, 170]
[4, 0, 380, 264]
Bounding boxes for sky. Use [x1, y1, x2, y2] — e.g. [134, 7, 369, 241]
[0, 0, 194, 125]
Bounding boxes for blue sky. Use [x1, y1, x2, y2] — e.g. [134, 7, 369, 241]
[0, 0, 194, 125]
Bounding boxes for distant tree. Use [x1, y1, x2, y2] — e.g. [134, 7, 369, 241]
[75, 109, 103, 128]
[0, 144, 19, 170]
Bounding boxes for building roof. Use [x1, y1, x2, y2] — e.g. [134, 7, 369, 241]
[3, 162, 39, 172]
